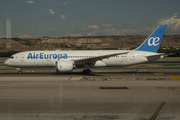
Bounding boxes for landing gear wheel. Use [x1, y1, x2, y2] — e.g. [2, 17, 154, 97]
[83, 70, 86, 74]
[16, 68, 22, 74]
[83, 69, 92, 75]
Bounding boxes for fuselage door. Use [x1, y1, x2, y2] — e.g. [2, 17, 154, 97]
[20, 54, 25, 61]
[130, 55, 135, 60]
[14, 55, 19, 63]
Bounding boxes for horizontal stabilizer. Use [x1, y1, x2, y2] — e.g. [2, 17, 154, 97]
[145, 53, 165, 62]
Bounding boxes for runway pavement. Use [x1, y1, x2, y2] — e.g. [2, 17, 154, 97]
[0, 59, 180, 120]
[0, 70, 180, 78]
[0, 75, 180, 120]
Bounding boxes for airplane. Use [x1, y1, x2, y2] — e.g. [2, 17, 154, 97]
[4, 24, 167, 74]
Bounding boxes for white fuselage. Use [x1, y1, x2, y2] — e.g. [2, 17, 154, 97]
[4, 50, 160, 68]
[4, 24, 167, 71]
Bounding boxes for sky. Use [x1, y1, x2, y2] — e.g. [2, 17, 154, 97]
[0, 0, 180, 38]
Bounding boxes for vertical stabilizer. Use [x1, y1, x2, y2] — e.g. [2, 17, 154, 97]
[136, 24, 167, 53]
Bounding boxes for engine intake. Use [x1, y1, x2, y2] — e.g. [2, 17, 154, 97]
[56, 61, 74, 72]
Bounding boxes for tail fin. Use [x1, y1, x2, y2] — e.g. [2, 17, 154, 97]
[136, 24, 167, 53]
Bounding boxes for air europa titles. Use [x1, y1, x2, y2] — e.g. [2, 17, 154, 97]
[27, 53, 67, 60]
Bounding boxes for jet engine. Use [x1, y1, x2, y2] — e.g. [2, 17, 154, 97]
[56, 61, 74, 72]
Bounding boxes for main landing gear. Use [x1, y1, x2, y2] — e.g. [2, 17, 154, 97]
[83, 64, 92, 75]
[16, 68, 22, 74]
[83, 69, 92, 75]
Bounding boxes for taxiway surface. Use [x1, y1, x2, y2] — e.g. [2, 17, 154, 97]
[0, 71, 180, 78]
[0, 74, 180, 120]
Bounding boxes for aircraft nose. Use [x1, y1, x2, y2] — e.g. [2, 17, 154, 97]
[4, 60, 9, 66]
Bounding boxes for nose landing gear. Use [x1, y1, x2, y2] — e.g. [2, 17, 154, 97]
[16, 68, 22, 74]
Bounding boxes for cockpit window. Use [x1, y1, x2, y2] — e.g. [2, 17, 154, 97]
[10, 56, 14, 59]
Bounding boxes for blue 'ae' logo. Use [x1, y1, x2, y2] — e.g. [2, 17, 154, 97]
[148, 37, 160, 46]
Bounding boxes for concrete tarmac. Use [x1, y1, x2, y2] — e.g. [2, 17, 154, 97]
[0, 71, 180, 78]
[0, 75, 180, 120]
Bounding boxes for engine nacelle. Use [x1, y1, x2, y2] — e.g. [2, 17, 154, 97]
[56, 61, 74, 72]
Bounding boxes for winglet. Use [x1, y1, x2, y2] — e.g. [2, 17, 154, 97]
[136, 24, 167, 53]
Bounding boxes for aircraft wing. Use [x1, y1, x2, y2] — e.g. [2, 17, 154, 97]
[74, 52, 129, 64]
